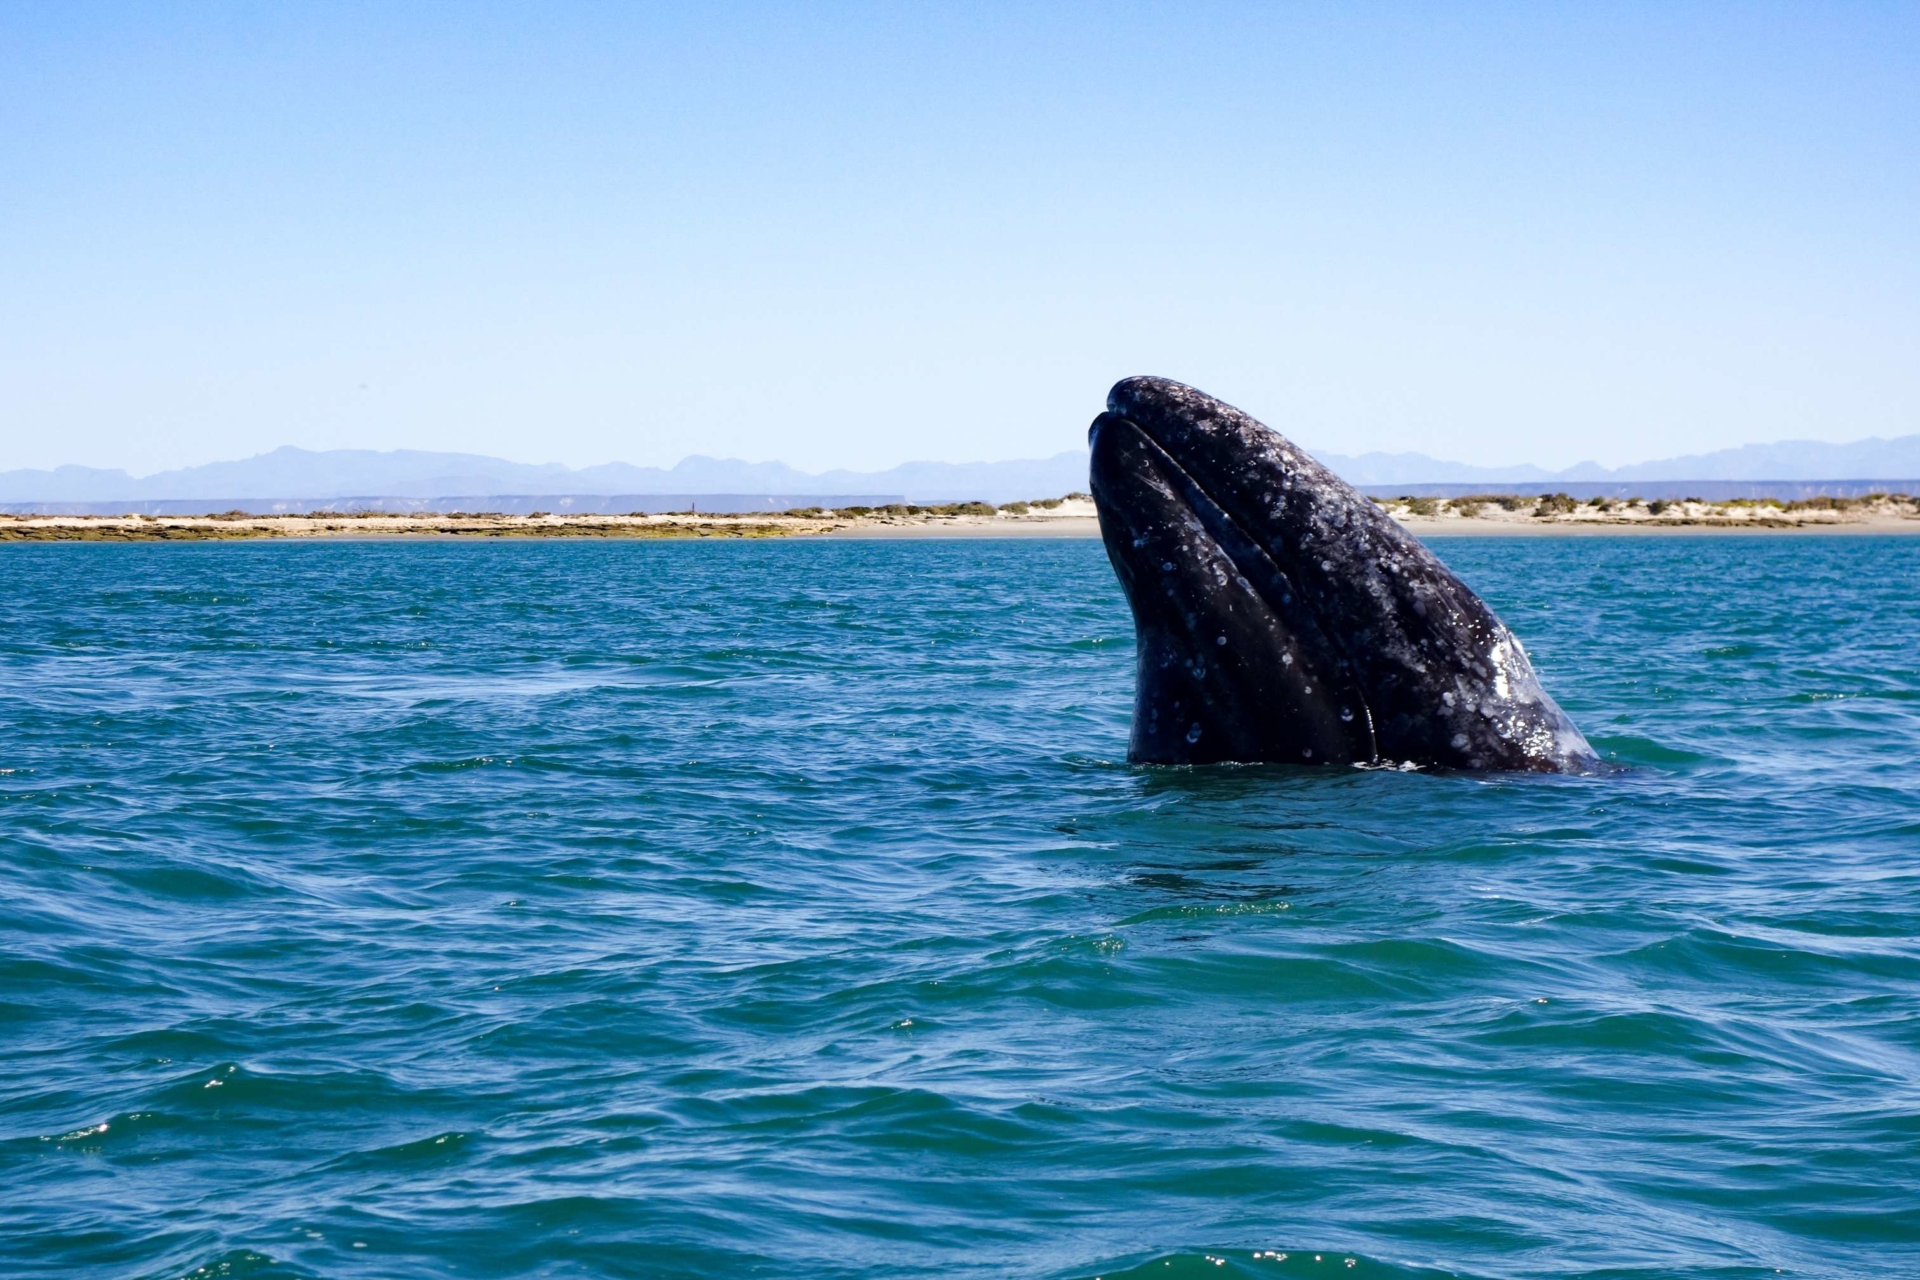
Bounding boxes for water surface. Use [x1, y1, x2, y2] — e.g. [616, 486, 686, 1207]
[2, 537, 1917, 1279]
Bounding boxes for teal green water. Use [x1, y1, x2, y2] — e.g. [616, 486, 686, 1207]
[2, 537, 1917, 1279]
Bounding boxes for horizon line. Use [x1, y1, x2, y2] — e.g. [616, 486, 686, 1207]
[8, 427, 1920, 484]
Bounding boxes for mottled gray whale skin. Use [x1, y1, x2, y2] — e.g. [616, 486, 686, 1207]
[1090, 376, 1598, 772]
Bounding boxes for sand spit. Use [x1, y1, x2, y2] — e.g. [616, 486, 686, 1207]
[5, 494, 1918, 542]
[0, 498, 1101, 543]
[1380, 492, 1920, 535]
[0, 511, 829, 542]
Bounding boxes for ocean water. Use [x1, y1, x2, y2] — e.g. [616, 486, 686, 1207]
[2, 535, 1917, 1280]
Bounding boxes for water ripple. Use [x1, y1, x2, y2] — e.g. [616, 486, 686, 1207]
[1, 537, 1917, 1278]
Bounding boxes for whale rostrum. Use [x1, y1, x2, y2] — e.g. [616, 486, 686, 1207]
[1089, 377, 1599, 772]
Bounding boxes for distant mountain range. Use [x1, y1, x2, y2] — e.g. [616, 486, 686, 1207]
[0, 448, 1091, 506]
[3, 433, 1918, 508]
[1324, 434, 1920, 485]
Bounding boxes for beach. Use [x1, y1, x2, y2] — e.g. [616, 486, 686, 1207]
[7, 493, 1917, 541]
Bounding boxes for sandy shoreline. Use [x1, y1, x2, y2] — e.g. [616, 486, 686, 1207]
[833, 515, 1920, 537]
[824, 515, 1102, 538]
[4, 495, 1917, 542]
[1397, 516, 1920, 536]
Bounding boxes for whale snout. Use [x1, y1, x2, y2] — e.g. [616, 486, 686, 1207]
[1089, 404, 1377, 767]
[1089, 377, 1598, 774]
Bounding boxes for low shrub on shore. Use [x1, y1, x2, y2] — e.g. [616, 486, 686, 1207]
[915, 501, 995, 516]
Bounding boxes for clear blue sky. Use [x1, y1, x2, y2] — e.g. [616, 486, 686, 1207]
[3, 2, 1916, 475]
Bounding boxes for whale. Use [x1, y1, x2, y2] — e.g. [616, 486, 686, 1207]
[1088, 377, 1599, 773]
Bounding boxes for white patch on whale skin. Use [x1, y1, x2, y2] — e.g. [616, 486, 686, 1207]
[1486, 634, 1520, 701]
[1550, 721, 1595, 764]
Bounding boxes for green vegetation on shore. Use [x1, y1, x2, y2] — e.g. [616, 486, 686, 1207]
[6, 489, 1915, 542]
[0, 516, 818, 543]
[1383, 492, 1918, 524]
[0, 493, 1107, 542]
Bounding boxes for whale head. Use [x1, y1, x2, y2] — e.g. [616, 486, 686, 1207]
[1089, 376, 1598, 773]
